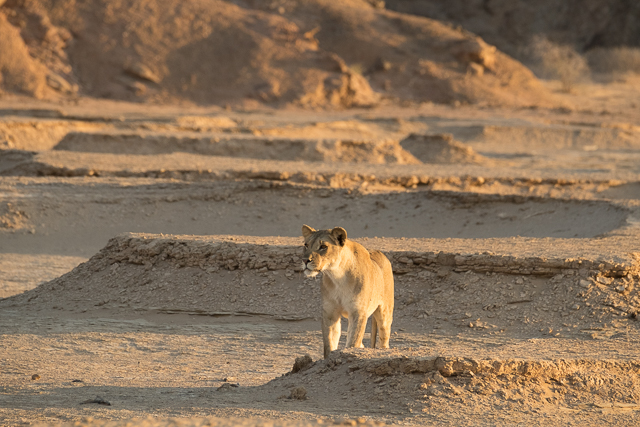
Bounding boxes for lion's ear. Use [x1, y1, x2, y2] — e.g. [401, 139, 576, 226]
[331, 227, 347, 246]
[302, 224, 316, 238]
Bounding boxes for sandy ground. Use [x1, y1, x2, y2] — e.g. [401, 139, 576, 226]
[1, 80, 640, 426]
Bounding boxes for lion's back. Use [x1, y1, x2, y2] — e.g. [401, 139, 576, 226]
[370, 250, 392, 275]
[369, 249, 394, 296]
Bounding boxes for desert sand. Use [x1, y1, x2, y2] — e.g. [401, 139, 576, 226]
[1, 1, 640, 426]
[1, 84, 640, 426]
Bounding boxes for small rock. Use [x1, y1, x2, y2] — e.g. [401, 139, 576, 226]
[80, 396, 111, 406]
[31, 374, 40, 381]
[335, 418, 357, 426]
[469, 320, 488, 329]
[452, 36, 497, 70]
[436, 268, 449, 278]
[597, 276, 613, 285]
[217, 382, 239, 391]
[371, 57, 392, 72]
[291, 354, 314, 373]
[127, 81, 147, 95]
[431, 371, 446, 384]
[46, 73, 77, 94]
[125, 63, 161, 83]
[446, 385, 464, 395]
[467, 62, 484, 76]
[288, 386, 307, 400]
[579, 279, 591, 288]
[423, 385, 442, 397]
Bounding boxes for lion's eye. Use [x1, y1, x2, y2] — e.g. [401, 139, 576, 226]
[319, 244, 328, 250]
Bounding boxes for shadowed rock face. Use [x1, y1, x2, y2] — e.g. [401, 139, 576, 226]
[385, 0, 640, 56]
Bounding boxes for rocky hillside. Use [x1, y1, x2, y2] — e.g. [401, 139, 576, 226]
[0, 0, 560, 108]
[386, 0, 640, 57]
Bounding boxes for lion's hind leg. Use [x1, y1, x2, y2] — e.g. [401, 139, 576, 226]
[345, 313, 367, 349]
[371, 316, 378, 348]
[373, 306, 392, 349]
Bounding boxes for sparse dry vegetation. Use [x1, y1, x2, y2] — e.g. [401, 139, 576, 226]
[527, 36, 590, 93]
[0, 13, 48, 98]
[586, 46, 640, 77]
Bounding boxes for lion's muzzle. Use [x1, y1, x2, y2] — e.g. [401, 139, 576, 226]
[303, 259, 319, 277]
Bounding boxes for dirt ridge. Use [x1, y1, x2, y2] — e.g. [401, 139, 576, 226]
[261, 349, 640, 415]
[4, 150, 640, 189]
[279, 349, 640, 383]
[67, 233, 640, 277]
[3, 233, 639, 334]
[53, 132, 420, 164]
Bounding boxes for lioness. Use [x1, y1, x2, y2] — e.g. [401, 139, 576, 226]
[302, 225, 394, 358]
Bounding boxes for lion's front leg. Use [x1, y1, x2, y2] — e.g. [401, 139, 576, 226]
[345, 313, 367, 349]
[322, 311, 341, 359]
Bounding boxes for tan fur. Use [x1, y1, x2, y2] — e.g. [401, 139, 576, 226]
[301, 225, 394, 359]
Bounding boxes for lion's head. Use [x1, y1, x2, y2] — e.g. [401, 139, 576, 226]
[301, 224, 347, 277]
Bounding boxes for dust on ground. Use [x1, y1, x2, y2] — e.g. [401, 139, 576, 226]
[1, 76, 640, 426]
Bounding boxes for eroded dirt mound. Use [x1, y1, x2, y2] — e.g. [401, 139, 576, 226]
[1, 0, 378, 108]
[0, 0, 561, 108]
[265, 350, 640, 416]
[3, 233, 638, 338]
[0, 198, 29, 229]
[400, 133, 486, 164]
[0, 119, 102, 150]
[0, 148, 35, 174]
[53, 132, 421, 164]
[0, 10, 50, 99]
